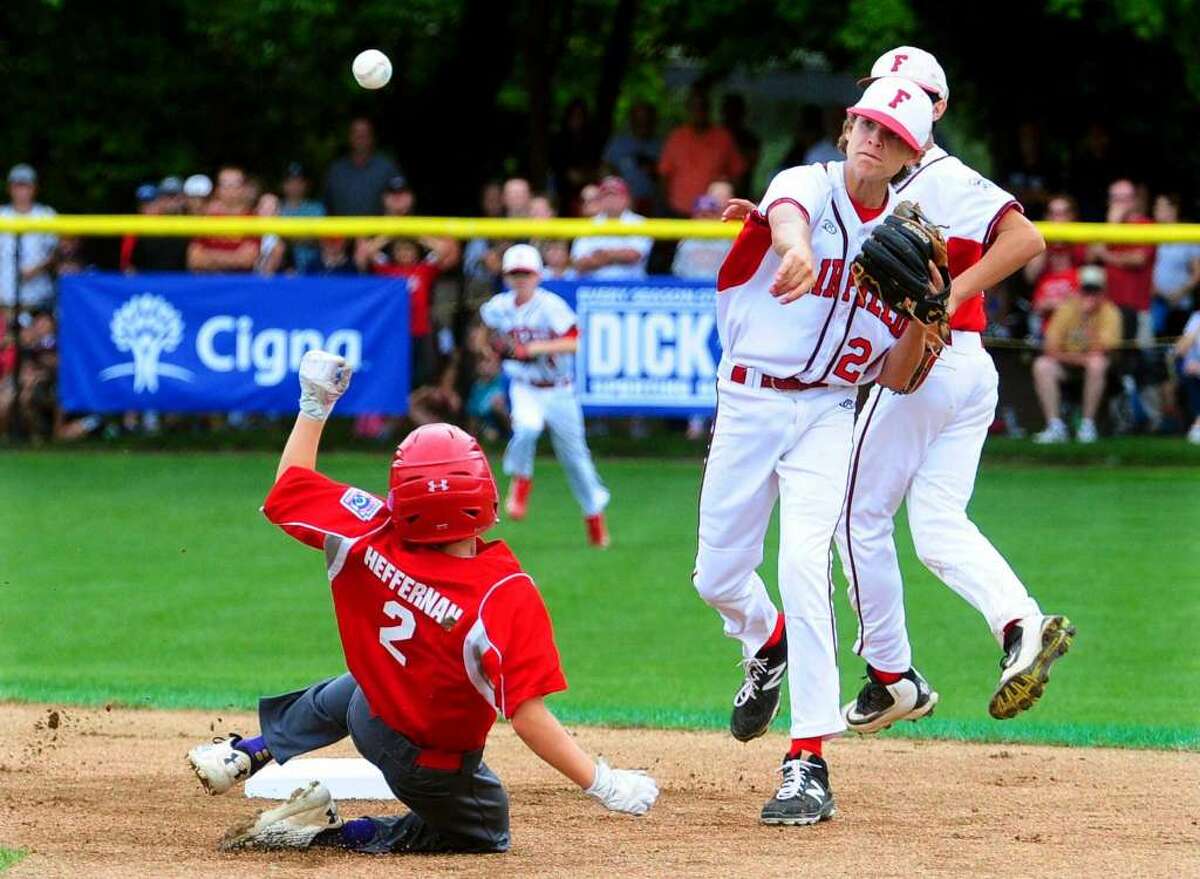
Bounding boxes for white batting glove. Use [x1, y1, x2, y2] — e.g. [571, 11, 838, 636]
[584, 759, 659, 816]
[298, 350, 352, 421]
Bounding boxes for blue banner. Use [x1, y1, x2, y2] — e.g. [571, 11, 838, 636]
[58, 273, 410, 414]
[542, 277, 719, 416]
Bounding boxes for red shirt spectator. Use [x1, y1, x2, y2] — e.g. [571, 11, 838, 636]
[374, 255, 439, 336]
[658, 87, 746, 217]
[186, 166, 259, 272]
[1089, 180, 1155, 312]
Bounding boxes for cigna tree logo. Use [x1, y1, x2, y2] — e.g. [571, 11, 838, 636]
[99, 294, 195, 392]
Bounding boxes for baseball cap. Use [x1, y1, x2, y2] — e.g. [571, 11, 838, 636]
[1079, 265, 1106, 291]
[159, 176, 183, 196]
[135, 183, 159, 203]
[692, 194, 721, 215]
[847, 77, 934, 151]
[8, 164, 37, 185]
[502, 243, 543, 274]
[284, 162, 306, 180]
[860, 46, 949, 101]
[385, 174, 411, 193]
[184, 174, 213, 198]
[598, 176, 629, 196]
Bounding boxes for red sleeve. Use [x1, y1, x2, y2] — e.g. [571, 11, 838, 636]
[479, 576, 568, 718]
[262, 466, 389, 549]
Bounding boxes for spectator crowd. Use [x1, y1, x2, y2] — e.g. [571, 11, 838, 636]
[3, 88, 1200, 446]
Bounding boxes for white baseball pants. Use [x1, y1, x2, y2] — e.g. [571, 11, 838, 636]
[503, 381, 610, 516]
[835, 332, 1040, 673]
[693, 375, 856, 739]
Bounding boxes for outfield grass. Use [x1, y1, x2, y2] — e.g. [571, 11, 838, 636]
[0, 848, 27, 872]
[3, 451, 1197, 749]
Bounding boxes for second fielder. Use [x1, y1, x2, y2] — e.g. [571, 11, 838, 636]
[836, 47, 1075, 732]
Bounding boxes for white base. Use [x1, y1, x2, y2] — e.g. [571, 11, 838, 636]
[244, 757, 396, 800]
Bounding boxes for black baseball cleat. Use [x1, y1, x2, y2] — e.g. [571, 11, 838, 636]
[760, 753, 836, 826]
[842, 666, 939, 734]
[730, 630, 787, 742]
[990, 614, 1075, 719]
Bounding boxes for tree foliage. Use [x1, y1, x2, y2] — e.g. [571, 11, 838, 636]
[0, 0, 1194, 214]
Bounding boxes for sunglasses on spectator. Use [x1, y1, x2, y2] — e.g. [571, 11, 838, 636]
[504, 269, 536, 276]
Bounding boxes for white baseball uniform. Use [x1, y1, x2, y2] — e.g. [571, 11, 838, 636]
[479, 287, 610, 516]
[694, 161, 913, 739]
[835, 145, 1041, 674]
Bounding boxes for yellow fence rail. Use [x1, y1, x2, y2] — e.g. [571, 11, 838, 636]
[0, 214, 1198, 244]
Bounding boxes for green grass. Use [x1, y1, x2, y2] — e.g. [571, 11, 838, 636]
[2, 451, 1197, 750]
[0, 848, 27, 872]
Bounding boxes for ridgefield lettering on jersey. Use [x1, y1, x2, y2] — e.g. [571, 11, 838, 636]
[363, 545, 464, 629]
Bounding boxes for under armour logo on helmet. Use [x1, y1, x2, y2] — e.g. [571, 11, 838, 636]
[427, 479, 449, 493]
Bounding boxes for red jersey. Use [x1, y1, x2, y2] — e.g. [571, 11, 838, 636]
[262, 467, 567, 752]
[1104, 216, 1156, 311]
[892, 146, 1023, 333]
[373, 261, 440, 336]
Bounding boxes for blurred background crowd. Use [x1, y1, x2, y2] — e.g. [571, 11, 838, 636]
[3, 86, 1199, 447]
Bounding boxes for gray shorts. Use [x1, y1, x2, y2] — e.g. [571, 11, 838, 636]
[258, 673, 509, 853]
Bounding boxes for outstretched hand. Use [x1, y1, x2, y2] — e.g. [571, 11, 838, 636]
[298, 350, 353, 421]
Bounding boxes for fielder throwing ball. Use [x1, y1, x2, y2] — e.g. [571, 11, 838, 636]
[693, 79, 938, 826]
[837, 48, 1074, 733]
[186, 350, 656, 853]
[481, 244, 612, 548]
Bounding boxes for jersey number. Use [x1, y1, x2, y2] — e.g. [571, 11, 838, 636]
[833, 337, 873, 383]
[379, 600, 417, 666]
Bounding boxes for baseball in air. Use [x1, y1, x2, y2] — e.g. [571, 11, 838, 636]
[352, 49, 392, 90]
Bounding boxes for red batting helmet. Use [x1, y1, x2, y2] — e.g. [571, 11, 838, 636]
[387, 423, 498, 544]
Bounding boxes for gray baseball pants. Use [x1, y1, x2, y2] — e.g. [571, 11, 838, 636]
[258, 672, 510, 853]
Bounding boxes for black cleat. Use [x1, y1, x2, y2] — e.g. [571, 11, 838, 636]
[760, 753, 836, 826]
[990, 614, 1075, 719]
[730, 631, 787, 742]
[842, 666, 939, 734]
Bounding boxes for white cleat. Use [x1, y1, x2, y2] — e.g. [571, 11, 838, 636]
[990, 614, 1075, 719]
[220, 781, 343, 851]
[187, 735, 252, 795]
[843, 667, 939, 734]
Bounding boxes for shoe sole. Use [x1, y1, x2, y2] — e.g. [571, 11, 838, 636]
[731, 695, 781, 743]
[761, 804, 837, 826]
[844, 690, 940, 735]
[220, 782, 334, 851]
[186, 753, 230, 796]
[989, 616, 1075, 720]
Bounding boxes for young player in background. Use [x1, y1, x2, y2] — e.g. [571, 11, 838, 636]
[692, 79, 937, 826]
[186, 350, 657, 853]
[836, 48, 1073, 732]
[480, 244, 612, 548]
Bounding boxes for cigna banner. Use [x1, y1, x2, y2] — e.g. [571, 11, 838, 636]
[58, 273, 410, 414]
[543, 278, 719, 415]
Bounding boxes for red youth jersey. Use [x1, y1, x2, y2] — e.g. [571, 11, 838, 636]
[373, 261, 440, 336]
[892, 146, 1022, 332]
[263, 467, 567, 753]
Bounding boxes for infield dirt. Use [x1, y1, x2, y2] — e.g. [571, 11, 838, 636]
[1, 702, 1196, 878]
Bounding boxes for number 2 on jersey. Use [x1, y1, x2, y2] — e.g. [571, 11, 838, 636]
[379, 600, 417, 666]
[833, 337, 873, 383]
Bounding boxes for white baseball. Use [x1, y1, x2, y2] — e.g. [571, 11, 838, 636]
[352, 49, 392, 90]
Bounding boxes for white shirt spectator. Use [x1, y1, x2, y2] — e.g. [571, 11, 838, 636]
[672, 238, 731, 280]
[1182, 312, 1200, 369]
[569, 209, 652, 280]
[1152, 243, 1200, 299]
[0, 203, 58, 307]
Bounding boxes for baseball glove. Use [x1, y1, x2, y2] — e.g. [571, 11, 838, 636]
[851, 201, 951, 325]
[491, 334, 533, 362]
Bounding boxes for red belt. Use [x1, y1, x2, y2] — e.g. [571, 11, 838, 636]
[729, 364, 827, 391]
[414, 747, 466, 771]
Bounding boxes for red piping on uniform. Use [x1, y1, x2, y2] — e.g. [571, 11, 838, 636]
[765, 198, 811, 225]
[983, 200, 1023, 250]
[894, 154, 951, 194]
[815, 198, 867, 383]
